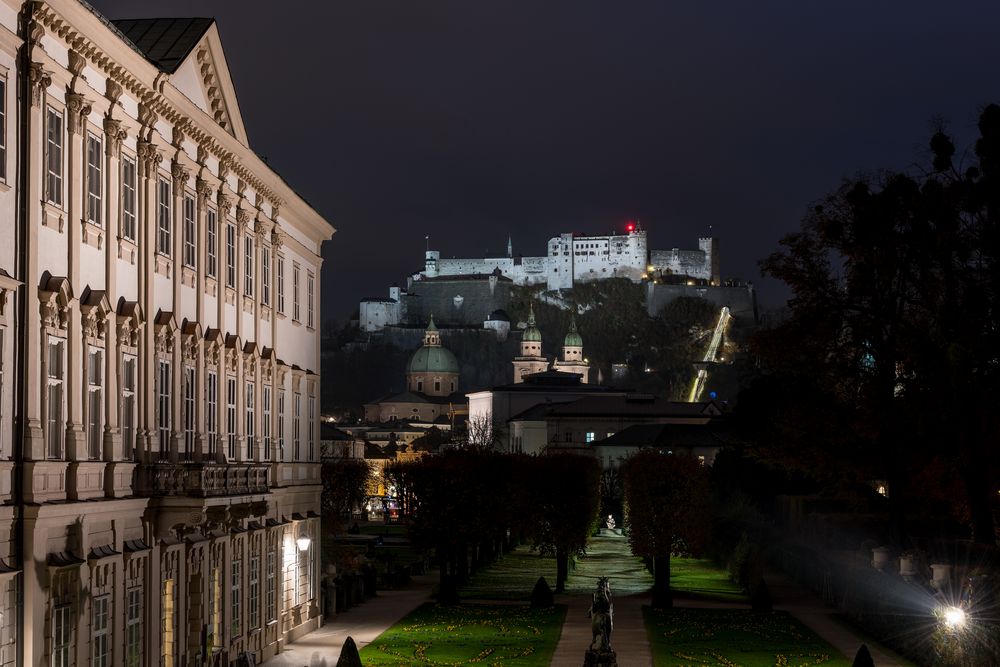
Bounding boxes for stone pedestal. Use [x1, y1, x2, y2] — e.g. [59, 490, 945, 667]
[583, 649, 618, 666]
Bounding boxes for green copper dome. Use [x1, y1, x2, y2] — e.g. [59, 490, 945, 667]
[564, 317, 583, 347]
[523, 304, 542, 342]
[408, 346, 460, 374]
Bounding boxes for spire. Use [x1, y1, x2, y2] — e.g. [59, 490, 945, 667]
[423, 315, 441, 346]
[507, 236, 513, 258]
[527, 303, 536, 326]
[564, 315, 583, 348]
[426, 314, 438, 332]
[522, 303, 542, 343]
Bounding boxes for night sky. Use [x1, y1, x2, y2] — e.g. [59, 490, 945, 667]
[90, 0, 1000, 322]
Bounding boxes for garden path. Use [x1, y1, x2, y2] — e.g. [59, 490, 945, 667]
[260, 573, 436, 667]
[551, 532, 654, 666]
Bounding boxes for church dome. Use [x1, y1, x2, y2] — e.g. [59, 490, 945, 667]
[564, 317, 583, 347]
[522, 304, 542, 342]
[408, 346, 459, 374]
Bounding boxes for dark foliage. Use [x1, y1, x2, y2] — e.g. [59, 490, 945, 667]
[530, 576, 555, 608]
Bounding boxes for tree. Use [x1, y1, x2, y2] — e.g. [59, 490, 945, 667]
[622, 450, 710, 608]
[320, 458, 373, 534]
[529, 453, 602, 592]
[751, 106, 1000, 545]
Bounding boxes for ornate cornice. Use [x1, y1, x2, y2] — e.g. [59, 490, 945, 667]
[105, 79, 123, 103]
[217, 191, 233, 215]
[136, 140, 163, 174]
[271, 229, 285, 250]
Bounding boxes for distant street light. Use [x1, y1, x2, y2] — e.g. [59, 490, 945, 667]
[941, 606, 966, 630]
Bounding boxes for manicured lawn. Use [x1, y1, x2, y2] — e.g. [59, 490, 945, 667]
[645, 608, 851, 667]
[670, 558, 747, 601]
[460, 547, 559, 601]
[359, 602, 567, 666]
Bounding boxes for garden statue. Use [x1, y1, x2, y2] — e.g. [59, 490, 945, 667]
[605, 514, 616, 530]
[584, 577, 617, 665]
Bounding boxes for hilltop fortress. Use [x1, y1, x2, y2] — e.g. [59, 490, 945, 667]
[421, 225, 719, 291]
[360, 226, 732, 332]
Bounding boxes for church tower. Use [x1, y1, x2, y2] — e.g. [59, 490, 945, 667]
[553, 316, 590, 383]
[407, 315, 460, 396]
[512, 304, 550, 383]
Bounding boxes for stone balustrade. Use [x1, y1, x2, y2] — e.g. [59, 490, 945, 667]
[141, 462, 270, 497]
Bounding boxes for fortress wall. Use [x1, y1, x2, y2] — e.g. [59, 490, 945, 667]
[650, 249, 713, 281]
[403, 279, 513, 327]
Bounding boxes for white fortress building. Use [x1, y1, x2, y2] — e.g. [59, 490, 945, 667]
[419, 226, 720, 291]
[0, 4, 334, 666]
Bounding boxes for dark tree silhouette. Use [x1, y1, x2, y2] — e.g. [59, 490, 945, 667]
[622, 450, 710, 608]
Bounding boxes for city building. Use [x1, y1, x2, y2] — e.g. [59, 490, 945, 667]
[0, 4, 333, 665]
[363, 318, 465, 424]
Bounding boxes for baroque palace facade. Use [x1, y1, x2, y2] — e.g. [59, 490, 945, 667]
[0, 2, 334, 666]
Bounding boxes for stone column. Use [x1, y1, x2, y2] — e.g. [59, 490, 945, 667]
[195, 177, 212, 462]
[23, 64, 51, 461]
[102, 116, 125, 463]
[236, 205, 251, 342]
[64, 91, 91, 461]
[271, 227, 283, 465]
[137, 132, 163, 463]
[170, 163, 189, 462]
[216, 188, 232, 463]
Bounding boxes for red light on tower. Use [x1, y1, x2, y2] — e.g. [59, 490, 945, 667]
[625, 221, 636, 233]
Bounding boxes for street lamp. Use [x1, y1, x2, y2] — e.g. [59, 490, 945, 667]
[296, 534, 312, 552]
[942, 606, 966, 630]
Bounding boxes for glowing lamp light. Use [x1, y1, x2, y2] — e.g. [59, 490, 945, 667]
[296, 535, 312, 552]
[625, 222, 636, 232]
[942, 606, 966, 629]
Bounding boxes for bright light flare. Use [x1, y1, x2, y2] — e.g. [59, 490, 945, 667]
[942, 606, 966, 629]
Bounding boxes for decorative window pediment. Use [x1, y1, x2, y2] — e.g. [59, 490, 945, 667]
[116, 300, 144, 349]
[204, 327, 224, 366]
[181, 320, 203, 363]
[154, 310, 178, 355]
[80, 288, 112, 343]
[224, 334, 242, 372]
[39, 275, 73, 330]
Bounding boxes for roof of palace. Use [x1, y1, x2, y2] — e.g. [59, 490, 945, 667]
[112, 17, 214, 73]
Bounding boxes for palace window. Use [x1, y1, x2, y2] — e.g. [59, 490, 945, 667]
[157, 178, 171, 255]
[125, 587, 142, 667]
[249, 554, 260, 630]
[308, 395, 315, 461]
[292, 264, 300, 322]
[46, 338, 65, 459]
[306, 272, 315, 328]
[206, 370, 218, 457]
[122, 355, 136, 460]
[277, 389, 286, 460]
[91, 594, 110, 667]
[87, 349, 103, 460]
[434, 380, 440, 393]
[208, 567, 221, 650]
[122, 156, 137, 241]
[227, 377, 237, 459]
[263, 384, 272, 460]
[161, 579, 176, 667]
[86, 133, 102, 225]
[183, 367, 195, 459]
[245, 381, 255, 454]
[183, 195, 196, 268]
[276, 256, 286, 313]
[206, 209, 218, 278]
[244, 235, 254, 297]
[585, 431, 595, 443]
[262, 247, 271, 306]
[0, 77, 6, 180]
[158, 360, 171, 459]
[266, 546, 277, 622]
[231, 558, 242, 637]
[293, 392, 301, 460]
[45, 107, 63, 206]
[225, 222, 236, 288]
[52, 604, 71, 667]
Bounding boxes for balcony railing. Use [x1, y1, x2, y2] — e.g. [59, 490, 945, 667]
[142, 462, 270, 497]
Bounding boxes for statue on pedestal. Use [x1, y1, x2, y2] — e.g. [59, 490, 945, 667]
[584, 577, 617, 666]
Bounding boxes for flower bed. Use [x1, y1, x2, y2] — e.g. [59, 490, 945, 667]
[360, 602, 566, 666]
[644, 608, 850, 667]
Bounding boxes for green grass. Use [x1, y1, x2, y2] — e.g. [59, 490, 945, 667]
[460, 547, 559, 601]
[645, 607, 851, 667]
[670, 558, 747, 601]
[359, 602, 567, 666]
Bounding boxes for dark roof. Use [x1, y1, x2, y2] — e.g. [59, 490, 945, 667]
[112, 18, 213, 73]
[594, 422, 733, 448]
[543, 395, 717, 419]
[487, 309, 511, 322]
[361, 297, 398, 303]
[321, 423, 354, 441]
[368, 391, 465, 406]
[486, 370, 623, 393]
